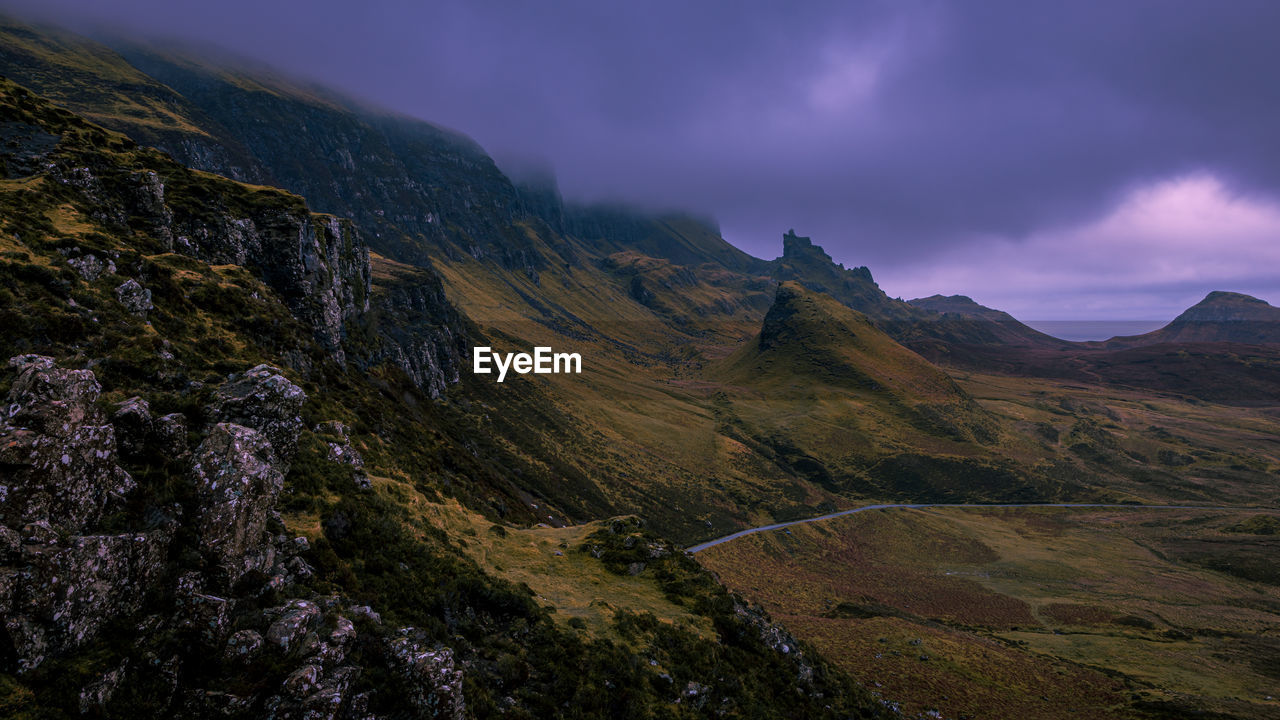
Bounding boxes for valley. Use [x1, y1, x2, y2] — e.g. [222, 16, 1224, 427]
[698, 505, 1280, 720]
[1, 11, 1278, 719]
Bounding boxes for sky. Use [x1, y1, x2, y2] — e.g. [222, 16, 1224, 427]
[6, 0, 1280, 321]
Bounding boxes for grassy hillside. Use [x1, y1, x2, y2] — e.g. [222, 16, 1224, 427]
[0, 76, 894, 718]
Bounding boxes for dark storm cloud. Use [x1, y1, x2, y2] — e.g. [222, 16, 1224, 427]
[5, 0, 1279, 319]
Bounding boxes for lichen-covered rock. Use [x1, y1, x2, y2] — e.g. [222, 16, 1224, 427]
[269, 664, 361, 720]
[225, 629, 264, 663]
[266, 599, 322, 654]
[281, 663, 322, 699]
[3, 616, 47, 673]
[174, 579, 232, 648]
[386, 632, 465, 720]
[303, 665, 361, 720]
[111, 396, 152, 459]
[5, 532, 168, 671]
[348, 605, 381, 626]
[206, 365, 306, 467]
[189, 423, 285, 582]
[115, 278, 153, 317]
[313, 615, 356, 667]
[154, 412, 189, 457]
[0, 355, 134, 532]
[4, 354, 101, 432]
[318, 421, 370, 489]
[79, 658, 129, 714]
[66, 252, 116, 282]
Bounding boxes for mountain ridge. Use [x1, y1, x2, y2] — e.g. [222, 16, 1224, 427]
[1097, 290, 1280, 348]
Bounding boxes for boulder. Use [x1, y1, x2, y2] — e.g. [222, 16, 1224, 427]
[114, 278, 153, 317]
[266, 599, 322, 654]
[270, 664, 361, 720]
[206, 365, 306, 467]
[154, 412, 189, 457]
[78, 659, 129, 714]
[301, 665, 361, 720]
[224, 629, 264, 663]
[5, 354, 102, 433]
[313, 615, 356, 667]
[5, 532, 167, 670]
[281, 663, 322, 699]
[66, 252, 116, 282]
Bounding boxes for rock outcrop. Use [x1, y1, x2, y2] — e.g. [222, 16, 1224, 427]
[0, 355, 466, 713]
[167, 208, 371, 364]
[0, 356, 164, 671]
[0, 354, 134, 532]
[386, 632, 466, 720]
[114, 278, 153, 318]
[315, 421, 369, 489]
[205, 364, 307, 467]
[1, 77, 373, 368]
[360, 257, 470, 399]
[189, 423, 286, 583]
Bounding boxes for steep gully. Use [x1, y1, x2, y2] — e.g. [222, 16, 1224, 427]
[685, 502, 1279, 554]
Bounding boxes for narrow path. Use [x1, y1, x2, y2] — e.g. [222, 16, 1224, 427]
[685, 502, 1274, 554]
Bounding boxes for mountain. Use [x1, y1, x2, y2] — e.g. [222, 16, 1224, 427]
[0, 74, 888, 718]
[770, 230, 1067, 361]
[1100, 291, 1280, 347]
[4, 15, 1280, 718]
[722, 282, 974, 405]
[910, 293, 1026, 324]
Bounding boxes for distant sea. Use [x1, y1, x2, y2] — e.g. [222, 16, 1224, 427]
[1023, 320, 1167, 342]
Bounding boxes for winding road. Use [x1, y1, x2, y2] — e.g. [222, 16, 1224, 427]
[685, 502, 1274, 554]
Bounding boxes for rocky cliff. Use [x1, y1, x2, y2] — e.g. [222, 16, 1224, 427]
[1, 77, 369, 366]
[112, 45, 542, 275]
[1, 75, 468, 396]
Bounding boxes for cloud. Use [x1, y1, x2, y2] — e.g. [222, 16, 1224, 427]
[5, 0, 1280, 318]
[877, 173, 1280, 319]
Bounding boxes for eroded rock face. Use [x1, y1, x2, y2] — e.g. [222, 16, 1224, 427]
[0, 355, 134, 532]
[171, 210, 370, 365]
[363, 273, 469, 399]
[206, 365, 306, 467]
[386, 632, 466, 720]
[189, 423, 285, 582]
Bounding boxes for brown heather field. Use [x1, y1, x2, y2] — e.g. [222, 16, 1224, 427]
[698, 506, 1280, 720]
